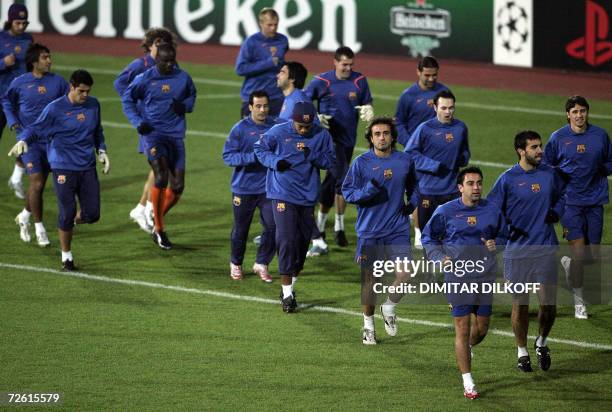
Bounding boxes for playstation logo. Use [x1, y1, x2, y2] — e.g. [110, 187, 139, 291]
[566, 0, 612, 66]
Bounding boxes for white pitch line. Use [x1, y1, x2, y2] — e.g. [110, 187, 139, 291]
[53, 65, 612, 121]
[96, 94, 238, 102]
[1, 262, 611, 351]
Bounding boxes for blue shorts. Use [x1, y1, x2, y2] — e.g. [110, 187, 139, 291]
[22, 143, 50, 175]
[561, 204, 603, 244]
[355, 232, 412, 266]
[52, 169, 100, 231]
[504, 254, 558, 285]
[450, 304, 493, 317]
[144, 136, 186, 170]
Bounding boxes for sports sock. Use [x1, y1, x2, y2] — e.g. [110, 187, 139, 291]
[19, 208, 31, 222]
[145, 200, 153, 215]
[414, 227, 422, 237]
[150, 186, 165, 231]
[61, 250, 73, 262]
[363, 314, 375, 331]
[34, 222, 45, 234]
[10, 164, 25, 183]
[162, 190, 180, 216]
[291, 276, 298, 286]
[312, 237, 327, 248]
[573, 287, 585, 306]
[334, 214, 344, 231]
[316, 211, 328, 232]
[382, 297, 397, 315]
[462, 373, 474, 390]
[536, 336, 548, 347]
[282, 284, 293, 299]
[517, 346, 529, 358]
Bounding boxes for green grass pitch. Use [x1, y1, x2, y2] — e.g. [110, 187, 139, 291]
[1, 53, 612, 410]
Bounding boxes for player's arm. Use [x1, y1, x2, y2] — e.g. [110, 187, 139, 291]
[404, 160, 419, 215]
[235, 40, 278, 77]
[542, 135, 559, 166]
[113, 65, 134, 96]
[181, 76, 197, 113]
[307, 130, 336, 170]
[342, 159, 385, 205]
[601, 132, 612, 176]
[222, 126, 256, 167]
[404, 124, 442, 173]
[395, 93, 411, 146]
[458, 126, 471, 167]
[421, 211, 447, 262]
[16, 102, 55, 145]
[121, 75, 146, 128]
[2, 83, 21, 131]
[254, 132, 287, 170]
[93, 100, 107, 152]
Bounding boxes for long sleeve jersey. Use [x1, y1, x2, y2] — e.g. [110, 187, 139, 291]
[2, 72, 69, 136]
[222, 115, 283, 195]
[305, 69, 372, 148]
[278, 88, 309, 121]
[404, 117, 470, 196]
[235, 32, 288, 102]
[342, 149, 418, 239]
[113, 54, 155, 96]
[254, 121, 335, 206]
[422, 198, 504, 276]
[543, 123, 612, 206]
[487, 164, 565, 258]
[121, 66, 196, 139]
[18, 95, 106, 171]
[0, 30, 32, 93]
[395, 81, 449, 146]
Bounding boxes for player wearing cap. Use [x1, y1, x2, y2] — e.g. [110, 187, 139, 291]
[254, 101, 335, 312]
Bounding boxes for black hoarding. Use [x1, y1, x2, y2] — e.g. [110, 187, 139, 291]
[534, 0, 612, 72]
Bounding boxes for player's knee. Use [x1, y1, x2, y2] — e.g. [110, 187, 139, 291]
[171, 183, 184, 195]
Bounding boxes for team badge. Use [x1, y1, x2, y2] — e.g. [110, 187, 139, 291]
[577, 144, 586, 153]
[18, 11, 26, 18]
[348, 91, 357, 100]
[233, 196, 241, 206]
[427, 98, 434, 107]
[76, 113, 85, 121]
[302, 114, 311, 122]
[37, 86, 47, 94]
[26, 162, 33, 169]
[150, 147, 157, 156]
[422, 199, 430, 208]
[14, 45, 21, 54]
[467, 216, 477, 226]
[296, 142, 305, 151]
[383, 169, 393, 180]
[357, 254, 368, 263]
[270, 46, 277, 56]
[445, 133, 454, 142]
[57, 175, 66, 184]
[276, 202, 286, 212]
[161, 84, 170, 93]
[531, 183, 541, 193]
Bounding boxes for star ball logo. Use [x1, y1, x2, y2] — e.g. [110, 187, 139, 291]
[566, 0, 612, 67]
[389, 0, 451, 58]
[496, 1, 529, 54]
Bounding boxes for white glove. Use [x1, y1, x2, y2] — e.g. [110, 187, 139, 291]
[318, 114, 332, 129]
[98, 150, 110, 174]
[8, 140, 28, 157]
[356, 104, 374, 123]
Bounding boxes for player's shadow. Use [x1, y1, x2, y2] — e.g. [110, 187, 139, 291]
[481, 350, 612, 399]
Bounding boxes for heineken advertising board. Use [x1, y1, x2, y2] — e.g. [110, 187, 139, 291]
[6, 0, 492, 61]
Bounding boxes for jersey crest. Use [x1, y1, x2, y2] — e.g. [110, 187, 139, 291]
[162, 84, 170, 93]
[76, 113, 86, 121]
[445, 132, 454, 142]
[576, 144, 586, 153]
[531, 183, 541, 193]
[467, 216, 477, 226]
[38, 86, 47, 94]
